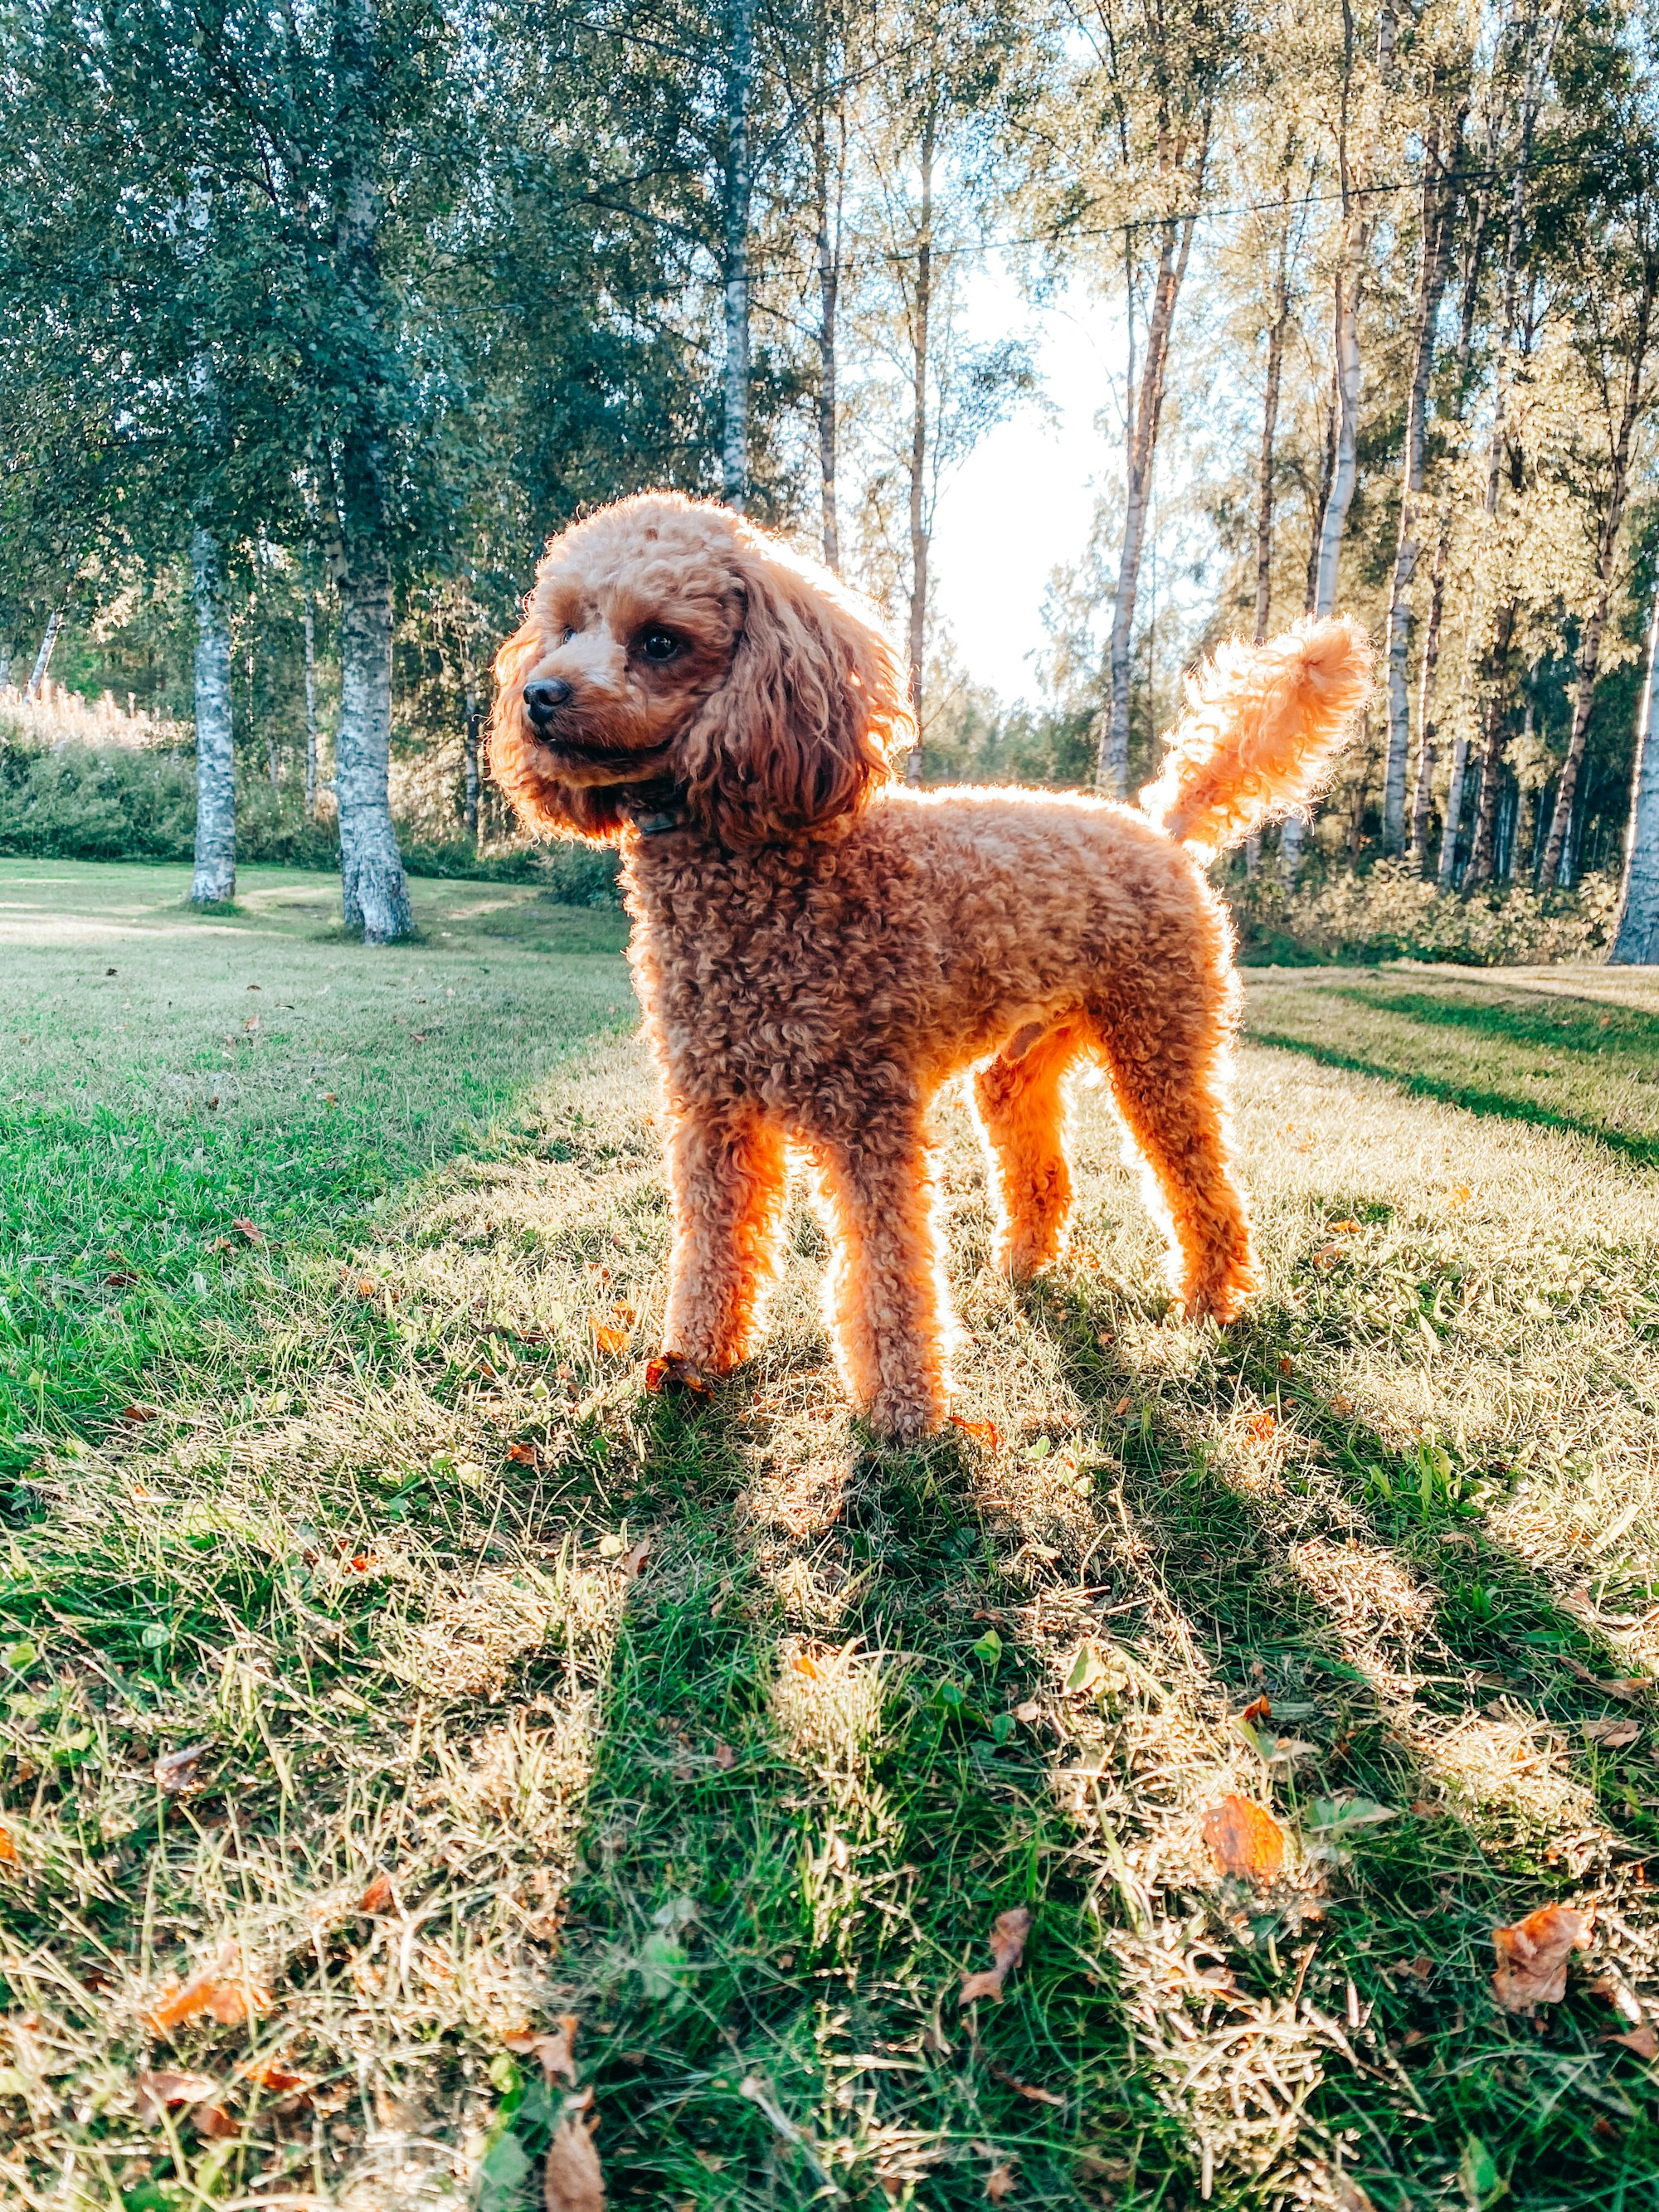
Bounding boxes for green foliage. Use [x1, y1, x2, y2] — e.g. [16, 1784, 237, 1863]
[1231, 858, 1623, 967]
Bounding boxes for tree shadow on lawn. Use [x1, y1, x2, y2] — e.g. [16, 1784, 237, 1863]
[1014, 1273, 1659, 2208]
[1249, 981, 1659, 1169]
[520, 1238, 1659, 2212]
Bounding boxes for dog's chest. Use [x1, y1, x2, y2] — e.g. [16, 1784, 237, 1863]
[625, 836, 934, 1084]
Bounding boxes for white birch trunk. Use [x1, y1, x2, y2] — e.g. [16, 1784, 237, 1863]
[721, 0, 754, 511]
[1610, 591, 1659, 964]
[26, 609, 62, 701]
[904, 111, 934, 788]
[334, 552, 411, 945]
[303, 585, 319, 816]
[814, 58, 843, 572]
[1095, 184, 1201, 798]
[189, 528, 236, 905]
[1382, 120, 1457, 851]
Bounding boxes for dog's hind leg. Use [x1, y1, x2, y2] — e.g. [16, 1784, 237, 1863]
[1087, 951, 1258, 1325]
[809, 1111, 951, 1443]
[971, 1017, 1087, 1281]
[660, 1106, 789, 1377]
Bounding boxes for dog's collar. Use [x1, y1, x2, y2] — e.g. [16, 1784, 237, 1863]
[622, 782, 689, 838]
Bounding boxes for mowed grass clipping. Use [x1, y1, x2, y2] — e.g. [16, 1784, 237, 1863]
[2, 878, 1659, 2212]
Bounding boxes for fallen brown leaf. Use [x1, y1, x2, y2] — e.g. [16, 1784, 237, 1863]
[1491, 1903, 1593, 2013]
[1013, 1699, 1041, 1723]
[619, 1537, 651, 1580]
[357, 1870, 395, 1915]
[1606, 2025, 1659, 2059]
[231, 1217, 265, 1247]
[960, 1906, 1032, 2005]
[254, 2064, 309, 2095]
[0, 1822, 17, 1864]
[1561, 1655, 1649, 1699]
[506, 2015, 579, 2085]
[1202, 1795, 1286, 1883]
[984, 2164, 1017, 2201]
[144, 1944, 270, 2035]
[1328, 1218, 1361, 1233]
[590, 1316, 629, 1355]
[713, 1743, 737, 1771]
[1584, 1717, 1642, 1749]
[1241, 1694, 1272, 1723]
[508, 1440, 539, 1467]
[544, 2092, 606, 2212]
[1245, 1411, 1277, 1444]
[949, 1415, 1000, 1450]
[195, 2103, 239, 2139]
[122, 1403, 160, 1424]
[136, 2069, 221, 2120]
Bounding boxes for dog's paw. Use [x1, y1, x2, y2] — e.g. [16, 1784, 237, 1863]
[643, 1349, 716, 1400]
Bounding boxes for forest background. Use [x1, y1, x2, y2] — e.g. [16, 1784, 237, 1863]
[3, 0, 1659, 965]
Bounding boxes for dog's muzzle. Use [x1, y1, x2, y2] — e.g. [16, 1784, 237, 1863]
[523, 678, 572, 732]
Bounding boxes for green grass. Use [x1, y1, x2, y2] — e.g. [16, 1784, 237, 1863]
[3, 882, 1659, 2211]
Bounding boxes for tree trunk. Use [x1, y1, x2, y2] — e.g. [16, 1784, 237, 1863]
[1540, 264, 1655, 886]
[0, 639, 12, 688]
[1311, 245, 1366, 620]
[329, 0, 411, 945]
[812, 22, 843, 571]
[26, 609, 62, 701]
[1253, 198, 1292, 648]
[1464, 600, 1516, 889]
[334, 525, 411, 945]
[1436, 724, 1469, 887]
[1610, 588, 1659, 964]
[460, 639, 482, 843]
[722, 0, 755, 511]
[303, 583, 319, 816]
[904, 108, 934, 787]
[1096, 148, 1204, 798]
[1381, 114, 1459, 852]
[1411, 181, 1494, 870]
[189, 527, 236, 906]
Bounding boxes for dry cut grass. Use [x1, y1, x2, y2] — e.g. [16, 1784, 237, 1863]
[3, 928, 1659, 2210]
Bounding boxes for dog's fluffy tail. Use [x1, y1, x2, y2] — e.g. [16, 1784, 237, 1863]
[1138, 615, 1374, 859]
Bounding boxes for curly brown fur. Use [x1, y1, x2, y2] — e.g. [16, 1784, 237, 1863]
[492, 493, 1370, 1442]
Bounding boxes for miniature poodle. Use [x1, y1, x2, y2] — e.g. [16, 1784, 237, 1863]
[490, 493, 1370, 1441]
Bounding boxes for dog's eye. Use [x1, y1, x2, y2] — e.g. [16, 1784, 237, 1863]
[639, 629, 680, 664]
[561, 625, 577, 644]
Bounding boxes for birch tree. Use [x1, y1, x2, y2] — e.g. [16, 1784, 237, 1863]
[1609, 584, 1659, 963]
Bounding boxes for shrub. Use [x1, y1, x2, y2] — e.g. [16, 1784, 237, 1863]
[1230, 858, 1620, 967]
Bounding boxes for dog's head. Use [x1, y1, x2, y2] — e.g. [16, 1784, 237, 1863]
[489, 493, 912, 846]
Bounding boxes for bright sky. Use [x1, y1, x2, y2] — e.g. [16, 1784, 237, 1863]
[930, 267, 1126, 707]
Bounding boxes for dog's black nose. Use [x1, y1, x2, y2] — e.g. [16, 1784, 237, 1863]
[523, 678, 572, 724]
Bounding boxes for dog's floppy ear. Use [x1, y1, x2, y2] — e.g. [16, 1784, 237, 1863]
[489, 615, 627, 843]
[673, 538, 912, 845]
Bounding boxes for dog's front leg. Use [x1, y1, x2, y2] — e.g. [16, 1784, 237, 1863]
[659, 1105, 788, 1380]
[810, 1115, 951, 1445]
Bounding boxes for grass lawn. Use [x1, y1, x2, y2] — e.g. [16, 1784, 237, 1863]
[2, 866, 1659, 2212]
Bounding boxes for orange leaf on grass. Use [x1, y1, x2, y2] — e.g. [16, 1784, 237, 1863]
[644, 1354, 712, 1398]
[960, 1906, 1032, 2005]
[1327, 1218, 1361, 1234]
[195, 2103, 239, 2138]
[122, 1403, 160, 1424]
[1607, 2025, 1659, 2059]
[508, 1441, 540, 1467]
[1446, 1184, 1472, 1211]
[358, 1870, 396, 1915]
[0, 1822, 18, 1864]
[590, 1314, 630, 1355]
[984, 2166, 1017, 2201]
[1202, 1796, 1285, 1883]
[1491, 1904, 1593, 2013]
[1241, 1694, 1272, 1723]
[144, 1944, 270, 2035]
[950, 1415, 1001, 1450]
[505, 2014, 580, 2085]
[1245, 1412, 1277, 1445]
